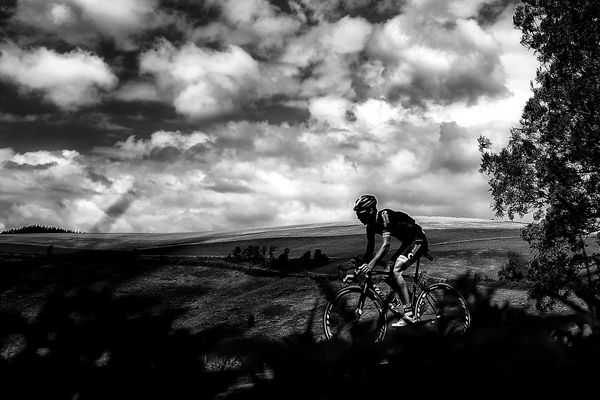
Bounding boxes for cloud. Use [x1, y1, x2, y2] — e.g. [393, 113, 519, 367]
[192, 0, 302, 56]
[364, 3, 509, 106]
[428, 121, 481, 173]
[0, 43, 117, 110]
[292, 0, 406, 23]
[0, 1, 539, 232]
[278, 16, 373, 99]
[139, 41, 261, 119]
[89, 188, 140, 233]
[11, 0, 169, 49]
[476, 0, 519, 25]
[280, 16, 373, 66]
[4, 160, 58, 170]
[0, 107, 497, 232]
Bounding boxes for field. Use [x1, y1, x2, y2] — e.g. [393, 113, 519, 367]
[2, 221, 598, 398]
[0, 221, 540, 341]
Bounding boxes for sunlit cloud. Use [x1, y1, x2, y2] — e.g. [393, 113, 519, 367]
[0, 42, 117, 110]
[11, 0, 170, 49]
[0, 0, 538, 232]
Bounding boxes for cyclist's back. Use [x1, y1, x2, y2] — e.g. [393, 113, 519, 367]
[368, 208, 426, 245]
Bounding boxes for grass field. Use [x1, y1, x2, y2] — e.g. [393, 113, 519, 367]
[0, 221, 538, 341]
[2, 219, 595, 340]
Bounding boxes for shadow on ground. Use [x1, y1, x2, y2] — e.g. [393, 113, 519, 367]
[1, 252, 599, 399]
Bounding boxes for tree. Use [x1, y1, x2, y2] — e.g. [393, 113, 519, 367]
[479, 0, 600, 313]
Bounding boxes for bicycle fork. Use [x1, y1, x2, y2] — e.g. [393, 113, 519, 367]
[354, 284, 370, 319]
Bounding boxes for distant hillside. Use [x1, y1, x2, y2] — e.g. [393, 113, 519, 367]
[0, 216, 529, 256]
[198, 216, 527, 244]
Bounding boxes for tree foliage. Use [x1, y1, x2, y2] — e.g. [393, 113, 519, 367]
[479, 0, 600, 312]
[1, 225, 81, 234]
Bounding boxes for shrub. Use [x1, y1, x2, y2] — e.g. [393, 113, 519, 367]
[498, 251, 529, 282]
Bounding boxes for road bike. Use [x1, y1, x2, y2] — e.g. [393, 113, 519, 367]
[322, 240, 471, 342]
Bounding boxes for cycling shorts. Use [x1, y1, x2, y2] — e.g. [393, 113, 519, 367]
[390, 236, 428, 272]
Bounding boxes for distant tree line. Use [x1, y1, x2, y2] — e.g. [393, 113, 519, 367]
[1, 225, 82, 234]
[226, 245, 329, 271]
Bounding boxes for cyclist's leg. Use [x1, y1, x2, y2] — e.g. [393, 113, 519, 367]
[392, 240, 423, 306]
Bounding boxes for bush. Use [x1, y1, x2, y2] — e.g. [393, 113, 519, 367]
[498, 251, 530, 282]
[225, 246, 329, 271]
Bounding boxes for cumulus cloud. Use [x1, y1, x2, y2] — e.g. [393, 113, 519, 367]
[0, 43, 117, 110]
[280, 16, 373, 66]
[193, 0, 302, 56]
[12, 0, 169, 49]
[0, 0, 539, 232]
[365, 10, 508, 106]
[0, 107, 499, 232]
[428, 121, 481, 173]
[139, 41, 261, 119]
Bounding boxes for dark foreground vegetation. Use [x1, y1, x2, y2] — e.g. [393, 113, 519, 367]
[1, 225, 81, 234]
[0, 251, 598, 399]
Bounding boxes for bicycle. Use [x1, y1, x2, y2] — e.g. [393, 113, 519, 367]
[322, 240, 471, 343]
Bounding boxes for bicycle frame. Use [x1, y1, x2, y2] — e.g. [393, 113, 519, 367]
[363, 254, 429, 314]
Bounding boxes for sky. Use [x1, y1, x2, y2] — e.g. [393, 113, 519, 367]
[0, 0, 538, 233]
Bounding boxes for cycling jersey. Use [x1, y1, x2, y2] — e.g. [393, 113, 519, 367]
[363, 209, 427, 262]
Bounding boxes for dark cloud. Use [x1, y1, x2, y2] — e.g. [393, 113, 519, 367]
[159, 0, 221, 27]
[85, 168, 113, 187]
[0, 0, 17, 22]
[268, 0, 294, 14]
[245, 101, 310, 125]
[184, 142, 211, 160]
[3, 160, 57, 171]
[0, 95, 196, 153]
[90, 189, 140, 233]
[146, 146, 182, 162]
[333, 0, 406, 23]
[296, 0, 405, 23]
[476, 0, 518, 26]
[205, 182, 254, 194]
[386, 55, 509, 108]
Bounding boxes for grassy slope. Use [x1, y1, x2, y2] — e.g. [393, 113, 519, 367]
[3, 223, 590, 340]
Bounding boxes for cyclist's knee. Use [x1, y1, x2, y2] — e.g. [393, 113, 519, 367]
[393, 255, 409, 275]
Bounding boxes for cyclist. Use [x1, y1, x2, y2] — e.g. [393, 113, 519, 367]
[353, 194, 428, 327]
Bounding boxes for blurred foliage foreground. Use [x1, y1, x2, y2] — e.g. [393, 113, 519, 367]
[1, 271, 599, 399]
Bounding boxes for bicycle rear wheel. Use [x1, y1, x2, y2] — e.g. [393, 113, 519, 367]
[323, 286, 386, 343]
[415, 283, 470, 335]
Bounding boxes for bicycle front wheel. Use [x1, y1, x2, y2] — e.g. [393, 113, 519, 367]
[323, 286, 386, 343]
[415, 283, 470, 335]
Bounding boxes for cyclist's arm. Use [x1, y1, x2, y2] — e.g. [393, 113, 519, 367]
[362, 226, 375, 261]
[367, 232, 390, 270]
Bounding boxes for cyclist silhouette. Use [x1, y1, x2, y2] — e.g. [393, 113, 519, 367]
[353, 194, 429, 327]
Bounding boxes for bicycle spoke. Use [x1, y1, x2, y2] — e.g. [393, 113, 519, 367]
[323, 287, 385, 343]
[415, 284, 470, 335]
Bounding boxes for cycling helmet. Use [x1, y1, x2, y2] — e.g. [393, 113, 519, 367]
[353, 194, 377, 212]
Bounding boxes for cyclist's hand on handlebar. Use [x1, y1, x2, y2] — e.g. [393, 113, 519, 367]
[342, 271, 356, 283]
[358, 263, 371, 275]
